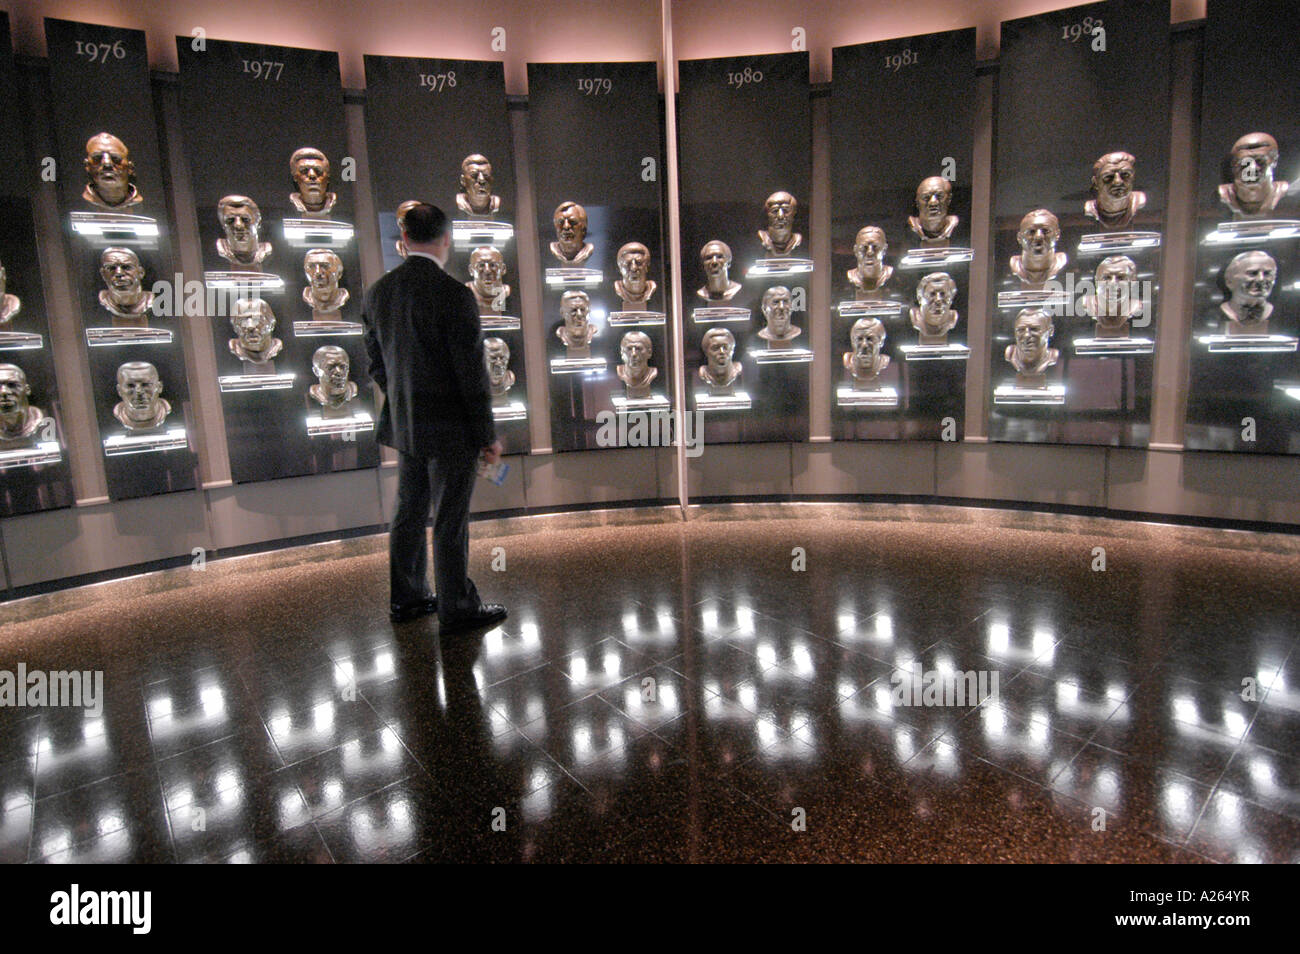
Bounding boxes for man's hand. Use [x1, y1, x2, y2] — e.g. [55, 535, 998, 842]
[481, 440, 503, 466]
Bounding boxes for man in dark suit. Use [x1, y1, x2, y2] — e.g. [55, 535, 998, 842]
[361, 203, 507, 631]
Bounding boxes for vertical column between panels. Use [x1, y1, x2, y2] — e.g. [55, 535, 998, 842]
[661, 0, 689, 516]
[963, 69, 996, 441]
[1149, 26, 1201, 450]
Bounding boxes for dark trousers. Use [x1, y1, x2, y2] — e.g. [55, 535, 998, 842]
[389, 447, 481, 623]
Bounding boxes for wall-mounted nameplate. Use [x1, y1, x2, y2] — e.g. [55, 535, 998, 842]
[1274, 381, 1300, 401]
[994, 383, 1066, 405]
[0, 440, 62, 471]
[607, 311, 666, 327]
[837, 300, 903, 319]
[86, 326, 173, 346]
[1196, 334, 1299, 353]
[102, 427, 188, 456]
[691, 306, 750, 324]
[549, 356, 606, 374]
[696, 390, 752, 411]
[746, 257, 813, 278]
[204, 271, 285, 294]
[0, 332, 43, 350]
[898, 247, 975, 270]
[480, 315, 521, 332]
[998, 289, 1071, 310]
[218, 372, 296, 392]
[282, 218, 354, 248]
[1078, 231, 1162, 254]
[612, 393, 670, 413]
[900, 343, 972, 361]
[836, 385, 899, 408]
[306, 410, 374, 437]
[544, 267, 602, 288]
[452, 221, 513, 250]
[293, 320, 362, 337]
[490, 401, 528, 422]
[753, 347, 814, 365]
[69, 211, 159, 246]
[1073, 336, 1154, 355]
[1203, 219, 1300, 246]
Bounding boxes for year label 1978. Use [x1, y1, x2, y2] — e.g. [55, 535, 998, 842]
[419, 72, 457, 91]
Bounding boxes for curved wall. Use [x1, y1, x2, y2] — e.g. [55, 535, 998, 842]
[3, 0, 1298, 598]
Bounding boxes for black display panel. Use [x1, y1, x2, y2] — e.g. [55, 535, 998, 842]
[1185, 0, 1300, 455]
[830, 29, 976, 441]
[363, 54, 529, 455]
[677, 52, 811, 445]
[45, 19, 197, 499]
[0, 12, 75, 517]
[526, 61, 667, 453]
[990, 0, 1170, 447]
[176, 37, 378, 484]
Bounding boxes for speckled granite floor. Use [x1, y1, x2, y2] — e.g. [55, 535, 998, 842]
[0, 502, 1297, 863]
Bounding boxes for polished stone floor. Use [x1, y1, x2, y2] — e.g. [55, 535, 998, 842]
[1, 502, 1298, 863]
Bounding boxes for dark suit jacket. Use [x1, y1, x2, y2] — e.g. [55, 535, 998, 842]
[361, 255, 496, 456]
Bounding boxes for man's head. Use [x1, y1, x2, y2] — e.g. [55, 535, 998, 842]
[231, 299, 277, 352]
[915, 177, 953, 232]
[561, 290, 590, 332]
[469, 247, 506, 293]
[761, 286, 793, 336]
[850, 317, 886, 368]
[1017, 209, 1061, 268]
[764, 191, 797, 241]
[1230, 132, 1280, 206]
[459, 154, 495, 213]
[1224, 249, 1278, 307]
[702, 327, 735, 371]
[1092, 152, 1137, 214]
[311, 345, 350, 395]
[84, 132, 134, 204]
[304, 249, 343, 293]
[99, 248, 144, 297]
[0, 363, 31, 417]
[290, 147, 331, 210]
[115, 361, 163, 419]
[218, 196, 263, 257]
[620, 331, 652, 372]
[854, 226, 887, 270]
[1013, 309, 1054, 364]
[553, 202, 588, 256]
[400, 203, 451, 262]
[701, 240, 732, 278]
[1095, 255, 1137, 313]
[617, 242, 650, 287]
[484, 337, 511, 385]
[915, 272, 957, 331]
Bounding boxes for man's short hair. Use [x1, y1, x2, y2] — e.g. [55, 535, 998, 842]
[401, 203, 448, 244]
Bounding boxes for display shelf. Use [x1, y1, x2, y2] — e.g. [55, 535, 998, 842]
[85, 327, 173, 346]
[102, 427, 188, 456]
[836, 385, 899, 408]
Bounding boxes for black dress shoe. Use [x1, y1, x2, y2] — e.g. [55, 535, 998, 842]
[439, 603, 508, 634]
[390, 597, 438, 623]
